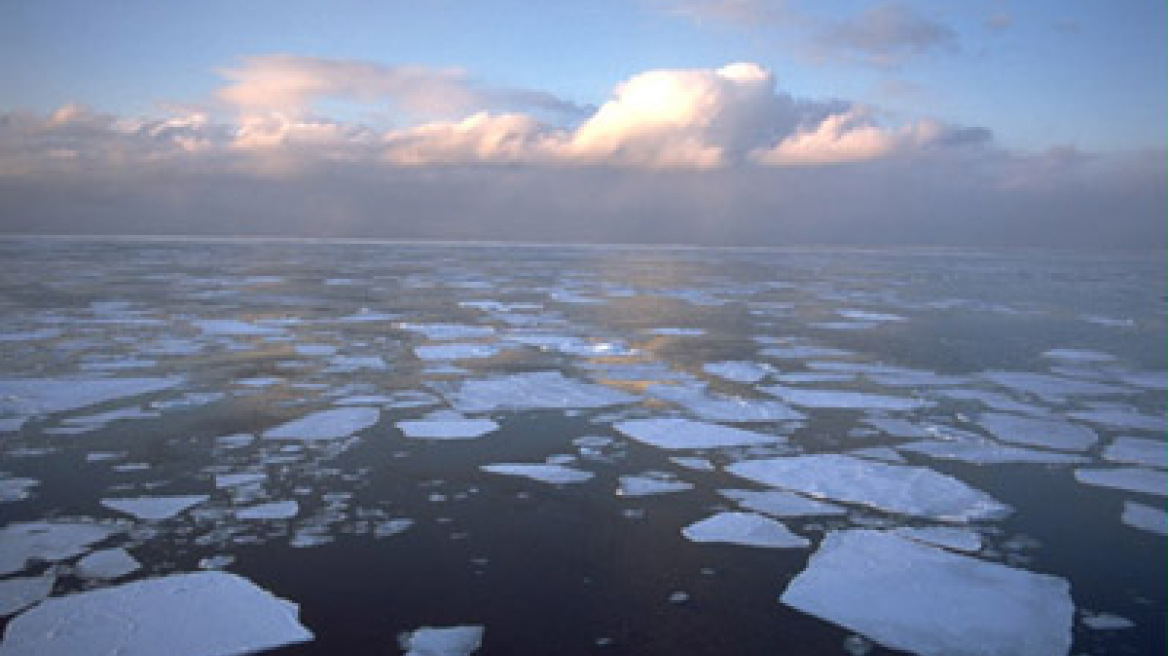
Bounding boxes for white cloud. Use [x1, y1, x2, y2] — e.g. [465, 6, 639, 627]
[751, 107, 944, 165]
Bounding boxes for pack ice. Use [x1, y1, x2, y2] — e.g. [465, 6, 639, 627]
[647, 385, 803, 423]
[101, 495, 209, 521]
[781, 530, 1073, 656]
[760, 384, 931, 411]
[0, 521, 121, 576]
[681, 512, 809, 548]
[263, 407, 380, 441]
[727, 455, 1009, 521]
[480, 464, 594, 484]
[976, 413, 1097, 452]
[0, 571, 313, 656]
[613, 418, 783, 450]
[446, 371, 636, 413]
[0, 377, 183, 430]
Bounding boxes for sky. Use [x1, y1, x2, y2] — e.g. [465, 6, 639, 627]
[0, 0, 1163, 248]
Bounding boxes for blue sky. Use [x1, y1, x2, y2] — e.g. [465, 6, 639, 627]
[2, 0, 1162, 150]
[0, 1, 1162, 247]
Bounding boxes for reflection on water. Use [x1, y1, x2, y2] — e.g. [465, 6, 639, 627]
[0, 237, 1163, 655]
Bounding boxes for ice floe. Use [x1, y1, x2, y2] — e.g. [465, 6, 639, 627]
[398, 323, 494, 341]
[0, 377, 183, 428]
[760, 385, 931, 411]
[0, 573, 54, 618]
[1081, 612, 1135, 630]
[1067, 408, 1163, 432]
[780, 530, 1073, 656]
[0, 571, 313, 655]
[236, 500, 300, 520]
[617, 474, 693, 497]
[891, 526, 982, 553]
[727, 455, 1008, 521]
[1074, 467, 1166, 497]
[702, 361, 774, 384]
[1120, 501, 1166, 536]
[897, 440, 1088, 466]
[0, 521, 121, 576]
[75, 547, 141, 579]
[648, 385, 803, 423]
[400, 625, 484, 656]
[976, 413, 1097, 452]
[719, 488, 847, 518]
[263, 407, 380, 441]
[681, 512, 809, 548]
[215, 472, 267, 489]
[481, 463, 594, 484]
[0, 477, 38, 503]
[1102, 437, 1166, 469]
[101, 495, 209, 521]
[398, 416, 500, 440]
[414, 343, 500, 361]
[980, 371, 1133, 401]
[193, 319, 284, 336]
[446, 371, 636, 413]
[1041, 349, 1116, 363]
[614, 418, 783, 450]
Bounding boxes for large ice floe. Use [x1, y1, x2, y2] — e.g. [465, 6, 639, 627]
[781, 530, 1073, 656]
[1121, 501, 1166, 536]
[0, 571, 313, 656]
[445, 371, 636, 413]
[0, 521, 122, 576]
[399, 625, 484, 656]
[975, 413, 1098, 452]
[759, 384, 931, 411]
[101, 495, 209, 521]
[480, 463, 594, 484]
[613, 418, 783, 450]
[896, 440, 1088, 465]
[1073, 467, 1167, 497]
[0, 574, 55, 618]
[1101, 437, 1167, 468]
[681, 512, 809, 548]
[718, 489, 847, 518]
[397, 416, 500, 440]
[263, 407, 380, 441]
[727, 455, 1009, 521]
[0, 377, 183, 431]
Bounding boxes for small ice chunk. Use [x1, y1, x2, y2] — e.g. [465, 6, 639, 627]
[760, 345, 853, 360]
[480, 463, 593, 485]
[414, 343, 500, 361]
[397, 322, 494, 341]
[374, 519, 415, 538]
[861, 416, 930, 439]
[1121, 501, 1166, 536]
[400, 625, 484, 656]
[235, 500, 300, 520]
[295, 344, 337, 356]
[702, 361, 774, 384]
[263, 407, 380, 441]
[668, 591, 689, 604]
[75, 547, 141, 579]
[215, 472, 267, 489]
[727, 455, 1009, 521]
[0, 477, 38, 503]
[325, 355, 388, 372]
[897, 440, 1089, 465]
[614, 418, 783, 450]
[719, 488, 847, 518]
[846, 447, 905, 463]
[617, 474, 693, 497]
[0, 573, 54, 618]
[976, 413, 1097, 452]
[781, 530, 1073, 656]
[0, 521, 121, 576]
[838, 309, 904, 322]
[101, 495, 209, 521]
[1074, 467, 1166, 497]
[760, 385, 931, 411]
[1102, 437, 1166, 469]
[1041, 349, 1116, 363]
[397, 418, 499, 440]
[647, 327, 704, 336]
[0, 571, 313, 655]
[1081, 612, 1135, 630]
[215, 433, 255, 448]
[891, 526, 982, 553]
[669, 456, 715, 471]
[448, 371, 636, 413]
[194, 319, 284, 336]
[681, 512, 809, 548]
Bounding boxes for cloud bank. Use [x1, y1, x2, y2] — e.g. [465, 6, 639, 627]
[0, 57, 1161, 250]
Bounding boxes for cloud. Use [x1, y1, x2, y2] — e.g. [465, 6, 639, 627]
[650, 0, 795, 27]
[813, 2, 956, 68]
[752, 107, 956, 164]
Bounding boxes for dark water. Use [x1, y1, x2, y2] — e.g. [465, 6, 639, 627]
[0, 237, 1163, 655]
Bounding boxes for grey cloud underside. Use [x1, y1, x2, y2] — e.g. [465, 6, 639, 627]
[1, 152, 1161, 249]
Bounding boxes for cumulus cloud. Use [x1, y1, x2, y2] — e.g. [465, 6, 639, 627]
[752, 107, 949, 164]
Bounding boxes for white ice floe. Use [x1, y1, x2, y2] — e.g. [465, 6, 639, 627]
[936, 389, 1049, 415]
[0, 573, 54, 618]
[897, 440, 1089, 466]
[617, 474, 693, 497]
[1041, 349, 1116, 363]
[398, 323, 494, 341]
[215, 472, 267, 489]
[235, 500, 300, 521]
[0, 377, 183, 426]
[846, 447, 906, 463]
[414, 343, 500, 361]
[613, 418, 783, 450]
[702, 361, 774, 384]
[1080, 612, 1135, 630]
[759, 345, 853, 360]
[980, 371, 1132, 401]
[719, 488, 847, 518]
[838, 309, 904, 322]
[480, 464, 593, 484]
[215, 433, 255, 449]
[325, 356, 388, 373]
[397, 417, 499, 440]
[0, 477, 38, 503]
[0, 571, 313, 656]
[263, 407, 380, 441]
[101, 495, 209, 521]
[976, 413, 1097, 452]
[447, 371, 636, 413]
[681, 512, 809, 548]
[1102, 437, 1166, 469]
[648, 385, 803, 423]
[646, 327, 704, 336]
[891, 526, 982, 553]
[760, 385, 931, 411]
[295, 344, 337, 356]
[1074, 467, 1166, 497]
[1067, 408, 1163, 432]
[505, 333, 633, 357]
[0, 521, 122, 576]
[780, 530, 1073, 656]
[1116, 371, 1167, 391]
[727, 455, 1008, 521]
[400, 625, 484, 656]
[1120, 501, 1165, 536]
[669, 456, 715, 471]
[75, 547, 140, 579]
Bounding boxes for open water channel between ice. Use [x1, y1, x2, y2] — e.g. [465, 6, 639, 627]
[0, 237, 1163, 655]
